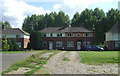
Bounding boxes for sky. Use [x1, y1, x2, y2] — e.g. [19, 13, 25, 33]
[0, 0, 120, 28]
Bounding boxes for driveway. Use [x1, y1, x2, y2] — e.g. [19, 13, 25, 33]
[0, 52, 37, 72]
[35, 51, 118, 74]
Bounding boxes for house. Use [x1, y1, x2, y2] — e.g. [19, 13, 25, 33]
[104, 21, 120, 50]
[39, 25, 93, 50]
[1, 26, 30, 49]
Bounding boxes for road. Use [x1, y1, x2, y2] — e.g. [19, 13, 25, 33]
[0, 52, 37, 72]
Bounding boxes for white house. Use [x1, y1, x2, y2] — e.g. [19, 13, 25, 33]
[104, 21, 120, 50]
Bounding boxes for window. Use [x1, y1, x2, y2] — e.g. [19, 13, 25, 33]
[16, 42, 21, 47]
[115, 41, 120, 47]
[42, 41, 47, 47]
[77, 33, 80, 36]
[16, 35, 21, 38]
[56, 41, 63, 47]
[83, 42, 90, 46]
[83, 33, 90, 37]
[42, 33, 46, 37]
[67, 33, 74, 37]
[57, 33, 62, 37]
[67, 41, 74, 47]
[50, 33, 53, 37]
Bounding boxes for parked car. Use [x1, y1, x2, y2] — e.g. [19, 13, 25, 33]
[86, 46, 104, 51]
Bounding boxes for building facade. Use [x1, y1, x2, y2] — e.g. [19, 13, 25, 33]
[39, 27, 93, 50]
[104, 21, 120, 50]
[1, 28, 30, 49]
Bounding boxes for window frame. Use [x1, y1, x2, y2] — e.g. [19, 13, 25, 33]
[83, 33, 90, 37]
[56, 41, 63, 47]
[67, 33, 74, 37]
[67, 41, 74, 47]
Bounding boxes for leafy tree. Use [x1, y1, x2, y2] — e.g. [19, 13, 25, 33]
[2, 34, 9, 51]
[0, 21, 11, 29]
[28, 31, 42, 50]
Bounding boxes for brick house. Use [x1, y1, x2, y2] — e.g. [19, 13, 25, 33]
[104, 21, 120, 50]
[39, 26, 93, 50]
[1, 27, 30, 49]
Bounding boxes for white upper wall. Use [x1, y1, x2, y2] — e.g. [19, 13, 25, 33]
[106, 32, 120, 41]
[0, 34, 29, 39]
[45, 33, 65, 37]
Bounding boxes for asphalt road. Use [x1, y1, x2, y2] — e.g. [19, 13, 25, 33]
[0, 52, 37, 72]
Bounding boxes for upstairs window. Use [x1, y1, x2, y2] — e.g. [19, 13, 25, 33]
[83, 33, 90, 37]
[77, 33, 80, 36]
[16, 35, 21, 38]
[42, 33, 46, 37]
[67, 33, 74, 37]
[50, 33, 53, 37]
[57, 33, 62, 37]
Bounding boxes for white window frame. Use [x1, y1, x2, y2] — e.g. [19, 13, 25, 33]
[83, 33, 90, 37]
[57, 33, 62, 37]
[83, 41, 90, 46]
[16, 42, 21, 47]
[67, 41, 74, 47]
[115, 41, 120, 47]
[67, 33, 74, 37]
[56, 41, 63, 47]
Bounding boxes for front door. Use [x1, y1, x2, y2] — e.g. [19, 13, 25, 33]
[77, 42, 81, 50]
[49, 41, 53, 50]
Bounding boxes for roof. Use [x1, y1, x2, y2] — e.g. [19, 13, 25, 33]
[105, 21, 120, 33]
[39, 27, 93, 33]
[2, 28, 30, 36]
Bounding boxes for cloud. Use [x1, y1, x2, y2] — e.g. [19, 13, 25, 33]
[53, 0, 118, 19]
[0, 0, 51, 28]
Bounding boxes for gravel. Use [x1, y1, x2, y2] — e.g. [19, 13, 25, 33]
[35, 51, 118, 74]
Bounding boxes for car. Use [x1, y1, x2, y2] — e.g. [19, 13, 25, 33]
[86, 46, 104, 51]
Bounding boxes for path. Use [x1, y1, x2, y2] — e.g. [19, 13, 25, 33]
[35, 51, 118, 74]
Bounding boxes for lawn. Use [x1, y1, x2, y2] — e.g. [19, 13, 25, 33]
[78, 51, 119, 64]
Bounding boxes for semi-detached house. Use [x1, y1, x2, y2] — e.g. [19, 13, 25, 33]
[39, 26, 93, 50]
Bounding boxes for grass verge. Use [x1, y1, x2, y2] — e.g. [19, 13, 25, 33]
[2, 50, 60, 75]
[0, 50, 40, 54]
[78, 51, 119, 65]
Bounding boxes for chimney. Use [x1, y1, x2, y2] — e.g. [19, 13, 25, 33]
[2, 24, 5, 30]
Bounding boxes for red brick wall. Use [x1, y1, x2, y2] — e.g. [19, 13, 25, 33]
[42, 37, 93, 50]
[9, 38, 29, 49]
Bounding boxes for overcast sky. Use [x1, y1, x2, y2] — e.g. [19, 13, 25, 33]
[0, 0, 119, 28]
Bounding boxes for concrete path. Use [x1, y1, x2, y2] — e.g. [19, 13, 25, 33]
[0, 52, 37, 72]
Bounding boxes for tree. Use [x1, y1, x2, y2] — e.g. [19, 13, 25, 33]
[0, 21, 11, 29]
[2, 34, 9, 51]
[28, 31, 42, 50]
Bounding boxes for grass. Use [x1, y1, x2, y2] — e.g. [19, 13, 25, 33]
[78, 51, 119, 64]
[63, 57, 70, 61]
[2, 50, 60, 75]
[0, 50, 40, 54]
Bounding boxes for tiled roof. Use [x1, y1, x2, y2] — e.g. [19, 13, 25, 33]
[39, 27, 93, 33]
[106, 21, 120, 33]
[2, 28, 30, 35]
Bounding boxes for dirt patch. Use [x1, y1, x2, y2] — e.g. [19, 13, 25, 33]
[7, 67, 31, 74]
[35, 51, 118, 74]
